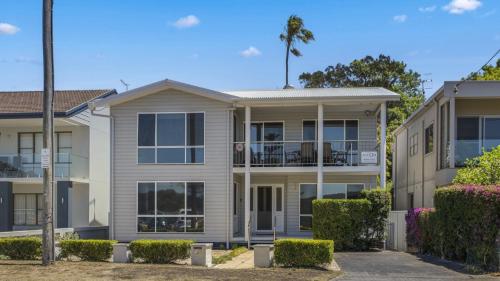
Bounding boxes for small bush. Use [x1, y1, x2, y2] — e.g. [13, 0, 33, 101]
[59, 239, 115, 261]
[312, 199, 370, 250]
[274, 239, 333, 267]
[0, 237, 41, 260]
[453, 145, 500, 185]
[129, 240, 193, 264]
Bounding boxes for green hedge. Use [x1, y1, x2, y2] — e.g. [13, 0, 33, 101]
[361, 189, 391, 246]
[0, 237, 41, 260]
[274, 239, 333, 267]
[312, 199, 370, 250]
[409, 185, 500, 272]
[129, 240, 193, 263]
[59, 239, 115, 261]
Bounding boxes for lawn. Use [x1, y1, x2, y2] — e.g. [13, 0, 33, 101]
[0, 260, 341, 281]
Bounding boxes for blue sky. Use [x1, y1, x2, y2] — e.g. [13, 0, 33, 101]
[0, 0, 498, 97]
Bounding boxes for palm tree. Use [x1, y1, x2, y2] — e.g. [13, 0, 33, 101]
[280, 15, 315, 89]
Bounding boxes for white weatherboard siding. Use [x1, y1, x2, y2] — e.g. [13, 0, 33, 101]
[111, 89, 233, 242]
[234, 174, 376, 237]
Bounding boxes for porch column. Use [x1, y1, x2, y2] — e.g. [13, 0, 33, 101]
[317, 103, 324, 199]
[449, 97, 456, 169]
[244, 106, 251, 242]
[380, 102, 387, 189]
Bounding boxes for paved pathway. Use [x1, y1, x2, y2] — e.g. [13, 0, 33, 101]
[214, 250, 254, 269]
[334, 251, 498, 281]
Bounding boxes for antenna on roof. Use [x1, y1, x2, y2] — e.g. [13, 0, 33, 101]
[120, 79, 130, 91]
[421, 73, 433, 96]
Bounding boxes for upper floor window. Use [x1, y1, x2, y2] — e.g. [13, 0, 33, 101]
[302, 120, 358, 141]
[137, 113, 205, 164]
[424, 124, 433, 155]
[409, 133, 418, 157]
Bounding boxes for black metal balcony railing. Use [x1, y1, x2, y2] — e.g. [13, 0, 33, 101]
[233, 140, 379, 167]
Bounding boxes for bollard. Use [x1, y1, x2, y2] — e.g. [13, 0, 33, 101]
[191, 243, 212, 267]
[113, 243, 132, 263]
[253, 244, 274, 268]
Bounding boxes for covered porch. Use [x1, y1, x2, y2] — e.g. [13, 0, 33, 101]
[231, 172, 378, 242]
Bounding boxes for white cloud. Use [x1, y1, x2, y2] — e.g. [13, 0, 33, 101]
[0, 22, 20, 35]
[240, 46, 262, 58]
[443, 0, 482, 14]
[393, 14, 408, 23]
[418, 6, 437, 13]
[172, 15, 200, 29]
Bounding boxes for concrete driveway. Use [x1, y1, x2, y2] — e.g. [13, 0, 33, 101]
[334, 251, 498, 281]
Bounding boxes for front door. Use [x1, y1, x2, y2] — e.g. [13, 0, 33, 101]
[252, 185, 285, 233]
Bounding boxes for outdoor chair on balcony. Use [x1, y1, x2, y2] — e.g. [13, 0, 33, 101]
[299, 142, 316, 166]
[323, 143, 333, 165]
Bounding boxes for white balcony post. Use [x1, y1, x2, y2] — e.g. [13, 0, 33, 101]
[317, 103, 324, 199]
[380, 102, 387, 189]
[449, 97, 456, 169]
[244, 106, 251, 242]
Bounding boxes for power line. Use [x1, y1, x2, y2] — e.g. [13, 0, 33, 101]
[454, 48, 500, 93]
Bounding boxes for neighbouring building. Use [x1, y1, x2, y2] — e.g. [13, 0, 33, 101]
[393, 81, 500, 210]
[0, 89, 116, 232]
[95, 79, 399, 244]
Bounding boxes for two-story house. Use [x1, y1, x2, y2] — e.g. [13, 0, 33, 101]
[95, 79, 399, 245]
[0, 89, 115, 232]
[393, 81, 500, 210]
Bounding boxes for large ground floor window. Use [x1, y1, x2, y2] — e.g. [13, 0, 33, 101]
[299, 183, 365, 231]
[137, 181, 205, 233]
[14, 193, 43, 226]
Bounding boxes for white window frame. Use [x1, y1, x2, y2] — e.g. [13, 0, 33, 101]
[301, 119, 360, 142]
[136, 181, 206, 233]
[299, 182, 366, 232]
[137, 112, 206, 165]
[409, 133, 418, 157]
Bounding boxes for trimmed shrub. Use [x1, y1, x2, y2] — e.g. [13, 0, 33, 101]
[407, 185, 500, 271]
[129, 240, 193, 264]
[0, 237, 41, 260]
[274, 239, 333, 267]
[59, 239, 115, 261]
[313, 199, 370, 250]
[361, 189, 391, 247]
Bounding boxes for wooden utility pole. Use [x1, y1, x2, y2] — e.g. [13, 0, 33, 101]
[42, 0, 55, 266]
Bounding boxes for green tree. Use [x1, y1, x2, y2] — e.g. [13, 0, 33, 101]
[280, 15, 314, 89]
[469, 59, 500, 81]
[299, 54, 425, 182]
[453, 145, 500, 185]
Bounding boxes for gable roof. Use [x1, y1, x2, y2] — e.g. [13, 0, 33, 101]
[96, 78, 400, 107]
[95, 79, 237, 107]
[0, 89, 116, 118]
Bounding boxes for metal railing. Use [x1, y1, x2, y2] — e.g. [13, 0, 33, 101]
[0, 153, 88, 179]
[233, 140, 379, 167]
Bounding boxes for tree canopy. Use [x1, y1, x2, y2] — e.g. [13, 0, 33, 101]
[299, 54, 425, 181]
[468, 58, 500, 81]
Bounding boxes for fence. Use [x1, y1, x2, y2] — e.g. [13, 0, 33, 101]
[386, 210, 407, 251]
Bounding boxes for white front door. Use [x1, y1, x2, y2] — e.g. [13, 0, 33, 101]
[251, 184, 284, 233]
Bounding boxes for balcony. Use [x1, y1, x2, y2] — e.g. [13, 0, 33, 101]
[233, 140, 379, 167]
[0, 153, 88, 179]
[455, 139, 500, 167]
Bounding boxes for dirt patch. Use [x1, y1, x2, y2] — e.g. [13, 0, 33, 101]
[0, 260, 341, 281]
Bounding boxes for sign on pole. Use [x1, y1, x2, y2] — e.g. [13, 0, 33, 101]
[41, 148, 50, 169]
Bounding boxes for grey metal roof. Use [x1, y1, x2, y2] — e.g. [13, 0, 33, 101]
[224, 87, 399, 100]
